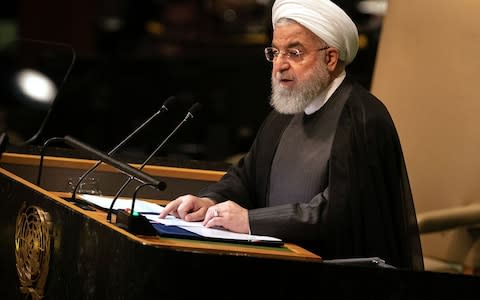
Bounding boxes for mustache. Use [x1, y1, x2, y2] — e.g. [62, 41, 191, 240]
[273, 72, 294, 82]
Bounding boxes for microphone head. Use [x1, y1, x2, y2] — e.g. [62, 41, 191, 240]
[187, 102, 202, 118]
[160, 96, 176, 111]
[157, 181, 167, 191]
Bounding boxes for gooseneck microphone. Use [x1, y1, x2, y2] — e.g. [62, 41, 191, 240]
[70, 96, 175, 202]
[115, 182, 159, 235]
[108, 102, 202, 223]
[64, 135, 166, 189]
[36, 137, 67, 186]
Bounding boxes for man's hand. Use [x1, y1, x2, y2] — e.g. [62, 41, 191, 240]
[203, 200, 250, 234]
[159, 194, 216, 222]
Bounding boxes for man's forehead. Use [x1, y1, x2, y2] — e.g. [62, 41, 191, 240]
[273, 23, 323, 47]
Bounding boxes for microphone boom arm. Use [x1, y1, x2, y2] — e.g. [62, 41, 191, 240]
[107, 102, 202, 222]
[63, 135, 166, 189]
[70, 96, 175, 201]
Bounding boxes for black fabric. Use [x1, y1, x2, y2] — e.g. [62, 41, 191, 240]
[199, 75, 424, 271]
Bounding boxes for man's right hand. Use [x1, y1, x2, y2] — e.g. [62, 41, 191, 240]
[158, 194, 216, 222]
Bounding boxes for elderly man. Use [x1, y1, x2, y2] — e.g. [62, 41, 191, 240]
[160, 0, 423, 271]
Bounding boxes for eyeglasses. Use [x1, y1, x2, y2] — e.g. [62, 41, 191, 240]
[264, 46, 329, 62]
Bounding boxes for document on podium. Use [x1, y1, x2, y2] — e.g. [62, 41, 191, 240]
[79, 194, 163, 214]
[79, 194, 284, 247]
[145, 214, 284, 246]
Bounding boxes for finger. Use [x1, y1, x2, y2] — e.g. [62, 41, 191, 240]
[159, 200, 180, 218]
[185, 207, 207, 222]
[176, 200, 195, 220]
[202, 207, 219, 226]
[204, 216, 223, 229]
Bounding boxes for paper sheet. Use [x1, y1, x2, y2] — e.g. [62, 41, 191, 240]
[79, 194, 282, 243]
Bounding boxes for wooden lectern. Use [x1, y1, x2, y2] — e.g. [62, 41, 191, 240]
[1, 151, 479, 299]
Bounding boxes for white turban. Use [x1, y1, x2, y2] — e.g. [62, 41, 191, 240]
[272, 0, 359, 65]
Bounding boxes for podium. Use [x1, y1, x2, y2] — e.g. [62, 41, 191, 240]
[1, 151, 480, 299]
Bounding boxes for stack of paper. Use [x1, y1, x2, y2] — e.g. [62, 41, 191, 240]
[79, 194, 283, 246]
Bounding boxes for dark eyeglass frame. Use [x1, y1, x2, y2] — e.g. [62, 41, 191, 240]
[264, 46, 330, 62]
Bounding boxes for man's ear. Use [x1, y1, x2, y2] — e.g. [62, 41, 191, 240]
[325, 47, 340, 71]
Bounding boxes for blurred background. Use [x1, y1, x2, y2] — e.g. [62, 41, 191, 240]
[0, 0, 387, 164]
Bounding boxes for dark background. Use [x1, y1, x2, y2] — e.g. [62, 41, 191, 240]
[0, 0, 383, 163]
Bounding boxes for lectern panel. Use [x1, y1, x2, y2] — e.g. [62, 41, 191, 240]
[1, 154, 480, 299]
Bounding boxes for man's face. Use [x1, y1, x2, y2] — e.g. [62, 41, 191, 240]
[270, 22, 332, 114]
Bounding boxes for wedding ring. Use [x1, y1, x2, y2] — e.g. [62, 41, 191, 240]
[213, 208, 219, 217]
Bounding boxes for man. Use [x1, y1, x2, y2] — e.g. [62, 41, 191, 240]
[160, 0, 424, 271]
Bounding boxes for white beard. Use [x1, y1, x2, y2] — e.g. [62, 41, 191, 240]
[270, 62, 330, 114]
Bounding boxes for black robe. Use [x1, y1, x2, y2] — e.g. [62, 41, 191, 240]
[199, 75, 424, 271]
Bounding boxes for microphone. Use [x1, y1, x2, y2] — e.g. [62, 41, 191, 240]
[64, 135, 166, 190]
[112, 102, 202, 232]
[36, 137, 65, 186]
[115, 182, 159, 236]
[70, 96, 175, 201]
[0, 132, 8, 155]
